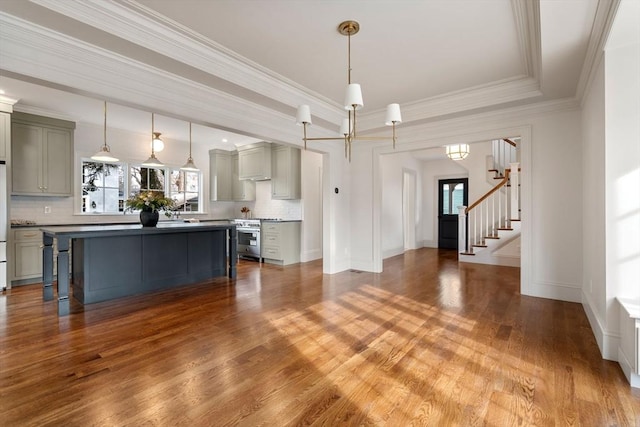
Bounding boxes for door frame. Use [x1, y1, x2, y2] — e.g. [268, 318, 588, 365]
[437, 177, 468, 249]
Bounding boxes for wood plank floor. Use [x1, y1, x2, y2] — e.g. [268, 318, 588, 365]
[1, 248, 638, 426]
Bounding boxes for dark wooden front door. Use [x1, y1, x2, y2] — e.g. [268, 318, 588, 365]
[438, 178, 468, 249]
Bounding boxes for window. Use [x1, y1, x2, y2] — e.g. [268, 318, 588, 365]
[129, 165, 202, 213]
[170, 169, 200, 212]
[80, 161, 203, 214]
[441, 182, 466, 215]
[81, 160, 125, 213]
[130, 166, 165, 194]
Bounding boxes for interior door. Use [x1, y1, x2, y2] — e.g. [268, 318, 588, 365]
[438, 178, 468, 249]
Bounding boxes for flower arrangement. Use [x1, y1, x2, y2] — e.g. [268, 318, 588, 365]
[125, 191, 175, 217]
[240, 206, 251, 218]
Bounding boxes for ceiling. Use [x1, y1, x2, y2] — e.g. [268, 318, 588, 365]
[0, 0, 602, 153]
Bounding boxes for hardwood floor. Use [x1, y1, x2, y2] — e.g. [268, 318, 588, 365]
[1, 248, 638, 426]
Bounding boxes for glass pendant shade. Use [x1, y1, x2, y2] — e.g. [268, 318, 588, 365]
[344, 83, 363, 110]
[296, 105, 312, 125]
[91, 101, 119, 162]
[446, 144, 470, 161]
[152, 132, 164, 152]
[180, 122, 199, 171]
[385, 104, 402, 125]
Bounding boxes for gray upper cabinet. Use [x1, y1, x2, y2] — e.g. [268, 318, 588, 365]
[238, 142, 271, 180]
[209, 149, 233, 201]
[11, 112, 75, 197]
[271, 144, 301, 200]
[0, 112, 9, 161]
[232, 153, 255, 201]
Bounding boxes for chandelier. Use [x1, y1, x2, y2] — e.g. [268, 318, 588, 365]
[296, 20, 402, 162]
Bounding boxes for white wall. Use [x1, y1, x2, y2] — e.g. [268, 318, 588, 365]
[379, 152, 423, 258]
[301, 149, 323, 262]
[581, 58, 608, 355]
[457, 140, 493, 204]
[603, 37, 640, 357]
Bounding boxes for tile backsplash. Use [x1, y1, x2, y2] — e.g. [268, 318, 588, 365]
[10, 180, 301, 225]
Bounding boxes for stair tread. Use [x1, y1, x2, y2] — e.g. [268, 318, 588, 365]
[484, 236, 500, 239]
[460, 251, 475, 256]
[472, 244, 488, 248]
[497, 227, 513, 231]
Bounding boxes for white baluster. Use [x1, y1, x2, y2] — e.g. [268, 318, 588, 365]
[458, 207, 467, 254]
[510, 162, 520, 221]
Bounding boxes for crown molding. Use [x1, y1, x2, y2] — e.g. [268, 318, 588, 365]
[358, 75, 542, 129]
[0, 95, 19, 113]
[13, 104, 76, 122]
[396, 97, 579, 145]
[29, 0, 345, 125]
[576, 0, 621, 104]
[511, 0, 542, 81]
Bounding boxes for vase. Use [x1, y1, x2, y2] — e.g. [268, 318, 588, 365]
[140, 210, 159, 227]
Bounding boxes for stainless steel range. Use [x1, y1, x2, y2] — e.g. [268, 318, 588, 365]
[233, 219, 261, 261]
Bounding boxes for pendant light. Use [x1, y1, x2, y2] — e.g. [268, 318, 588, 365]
[142, 113, 164, 167]
[91, 101, 119, 162]
[180, 122, 199, 171]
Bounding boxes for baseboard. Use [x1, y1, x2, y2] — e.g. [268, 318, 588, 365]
[582, 290, 619, 361]
[382, 246, 404, 259]
[618, 346, 640, 388]
[301, 248, 322, 263]
[523, 280, 582, 303]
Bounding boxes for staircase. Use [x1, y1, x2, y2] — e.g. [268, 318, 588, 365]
[459, 138, 520, 267]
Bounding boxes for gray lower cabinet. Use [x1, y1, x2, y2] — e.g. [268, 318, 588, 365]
[11, 112, 75, 196]
[261, 221, 301, 265]
[12, 229, 44, 283]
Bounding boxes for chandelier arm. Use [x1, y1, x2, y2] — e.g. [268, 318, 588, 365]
[303, 136, 349, 142]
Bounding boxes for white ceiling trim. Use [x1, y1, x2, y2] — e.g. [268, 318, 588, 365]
[358, 75, 541, 130]
[31, 0, 545, 130]
[0, 12, 304, 145]
[511, 0, 542, 81]
[30, 0, 345, 125]
[371, 96, 579, 147]
[575, 0, 621, 104]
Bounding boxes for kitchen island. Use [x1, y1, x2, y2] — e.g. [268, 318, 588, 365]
[41, 222, 237, 316]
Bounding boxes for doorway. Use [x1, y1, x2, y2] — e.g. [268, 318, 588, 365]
[438, 178, 468, 249]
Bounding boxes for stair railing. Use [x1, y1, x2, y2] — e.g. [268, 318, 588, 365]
[490, 138, 518, 177]
[459, 163, 520, 255]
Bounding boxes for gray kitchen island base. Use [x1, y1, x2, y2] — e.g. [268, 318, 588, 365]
[42, 223, 237, 316]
